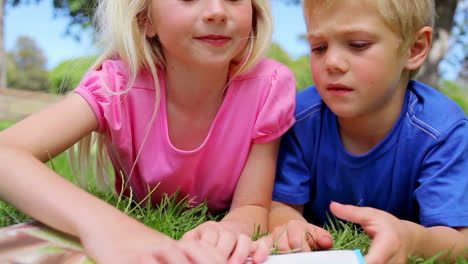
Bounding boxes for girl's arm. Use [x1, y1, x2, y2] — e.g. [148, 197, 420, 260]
[182, 139, 280, 264]
[222, 138, 281, 234]
[0, 94, 224, 264]
[0, 93, 105, 236]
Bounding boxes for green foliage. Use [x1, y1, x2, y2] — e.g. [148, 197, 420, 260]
[439, 81, 468, 115]
[49, 0, 97, 37]
[0, 121, 14, 131]
[6, 36, 50, 91]
[267, 43, 313, 91]
[48, 56, 97, 94]
[324, 214, 370, 253]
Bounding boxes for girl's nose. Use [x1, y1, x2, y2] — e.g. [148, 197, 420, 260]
[202, 0, 228, 24]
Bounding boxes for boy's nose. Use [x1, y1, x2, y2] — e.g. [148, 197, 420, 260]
[203, 0, 228, 24]
[324, 50, 349, 74]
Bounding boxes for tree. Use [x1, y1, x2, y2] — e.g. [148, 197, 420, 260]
[0, 0, 94, 91]
[0, 0, 6, 90]
[417, 0, 460, 88]
[1, 0, 41, 90]
[7, 36, 49, 91]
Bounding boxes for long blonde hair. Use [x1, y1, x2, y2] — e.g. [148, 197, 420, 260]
[69, 0, 273, 192]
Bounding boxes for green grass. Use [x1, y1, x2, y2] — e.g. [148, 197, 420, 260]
[0, 121, 466, 262]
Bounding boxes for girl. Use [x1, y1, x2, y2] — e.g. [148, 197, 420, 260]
[0, 0, 296, 262]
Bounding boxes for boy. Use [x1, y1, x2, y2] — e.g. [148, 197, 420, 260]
[269, 0, 468, 263]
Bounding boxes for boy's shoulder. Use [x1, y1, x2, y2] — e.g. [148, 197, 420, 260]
[407, 80, 467, 136]
[294, 85, 324, 122]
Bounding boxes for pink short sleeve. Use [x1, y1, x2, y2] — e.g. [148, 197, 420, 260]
[252, 65, 296, 143]
[74, 60, 128, 133]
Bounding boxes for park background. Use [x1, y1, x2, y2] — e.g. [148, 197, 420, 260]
[0, 0, 467, 263]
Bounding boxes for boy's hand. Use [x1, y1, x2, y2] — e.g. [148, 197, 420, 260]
[330, 202, 411, 264]
[182, 220, 256, 264]
[268, 220, 333, 253]
[81, 217, 225, 264]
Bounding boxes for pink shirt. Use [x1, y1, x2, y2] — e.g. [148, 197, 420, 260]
[75, 58, 296, 212]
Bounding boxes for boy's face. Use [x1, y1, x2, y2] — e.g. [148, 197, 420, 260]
[305, 1, 410, 119]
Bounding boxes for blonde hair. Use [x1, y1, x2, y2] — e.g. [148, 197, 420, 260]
[303, 0, 435, 78]
[69, 0, 273, 192]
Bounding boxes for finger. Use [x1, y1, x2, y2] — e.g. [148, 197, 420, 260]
[154, 250, 191, 264]
[306, 225, 333, 249]
[273, 226, 292, 252]
[137, 254, 162, 264]
[179, 240, 225, 264]
[216, 231, 237, 258]
[200, 228, 220, 247]
[228, 234, 252, 264]
[330, 202, 374, 225]
[287, 226, 310, 252]
[181, 229, 199, 241]
[251, 237, 273, 263]
[363, 233, 394, 264]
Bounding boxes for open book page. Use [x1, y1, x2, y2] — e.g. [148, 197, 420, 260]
[0, 222, 93, 264]
[256, 249, 365, 264]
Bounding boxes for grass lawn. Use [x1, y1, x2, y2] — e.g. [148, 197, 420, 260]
[0, 121, 466, 263]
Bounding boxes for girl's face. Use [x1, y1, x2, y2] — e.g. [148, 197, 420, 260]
[147, 0, 253, 70]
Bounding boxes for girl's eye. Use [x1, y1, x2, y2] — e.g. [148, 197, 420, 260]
[311, 45, 327, 54]
[349, 42, 371, 50]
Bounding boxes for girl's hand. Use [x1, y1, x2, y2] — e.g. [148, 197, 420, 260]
[330, 202, 410, 264]
[182, 220, 255, 264]
[268, 220, 333, 253]
[81, 217, 225, 264]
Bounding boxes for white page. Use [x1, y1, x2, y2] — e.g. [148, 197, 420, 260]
[246, 250, 365, 264]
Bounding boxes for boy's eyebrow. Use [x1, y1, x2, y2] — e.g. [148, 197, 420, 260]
[307, 28, 377, 39]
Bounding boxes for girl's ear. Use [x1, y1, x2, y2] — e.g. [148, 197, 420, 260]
[405, 26, 432, 70]
[145, 20, 157, 38]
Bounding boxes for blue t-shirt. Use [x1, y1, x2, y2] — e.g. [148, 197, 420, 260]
[273, 80, 468, 228]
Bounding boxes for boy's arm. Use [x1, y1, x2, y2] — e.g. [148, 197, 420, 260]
[269, 201, 306, 229]
[407, 223, 468, 260]
[331, 202, 468, 263]
[268, 201, 333, 253]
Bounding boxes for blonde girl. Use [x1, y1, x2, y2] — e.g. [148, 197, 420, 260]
[0, 0, 296, 263]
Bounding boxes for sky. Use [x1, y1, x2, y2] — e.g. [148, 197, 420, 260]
[5, 0, 309, 70]
[4, 0, 466, 80]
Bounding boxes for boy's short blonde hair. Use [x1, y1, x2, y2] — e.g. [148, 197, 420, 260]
[303, 0, 435, 78]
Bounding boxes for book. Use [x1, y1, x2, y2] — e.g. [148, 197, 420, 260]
[0, 222, 366, 264]
[258, 250, 365, 264]
[0, 222, 93, 264]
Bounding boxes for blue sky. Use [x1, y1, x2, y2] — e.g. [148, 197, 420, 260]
[5, 0, 309, 70]
[5, 0, 466, 80]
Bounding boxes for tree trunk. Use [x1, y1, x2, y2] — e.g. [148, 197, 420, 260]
[416, 0, 458, 89]
[0, 0, 6, 91]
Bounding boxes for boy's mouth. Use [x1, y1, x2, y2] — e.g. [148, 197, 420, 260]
[327, 83, 353, 94]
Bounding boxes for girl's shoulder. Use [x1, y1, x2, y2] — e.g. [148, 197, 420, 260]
[81, 59, 157, 93]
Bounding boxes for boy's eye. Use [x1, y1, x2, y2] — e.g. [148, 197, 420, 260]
[349, 42, 371, 50]
[311, 45, 327, 54]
